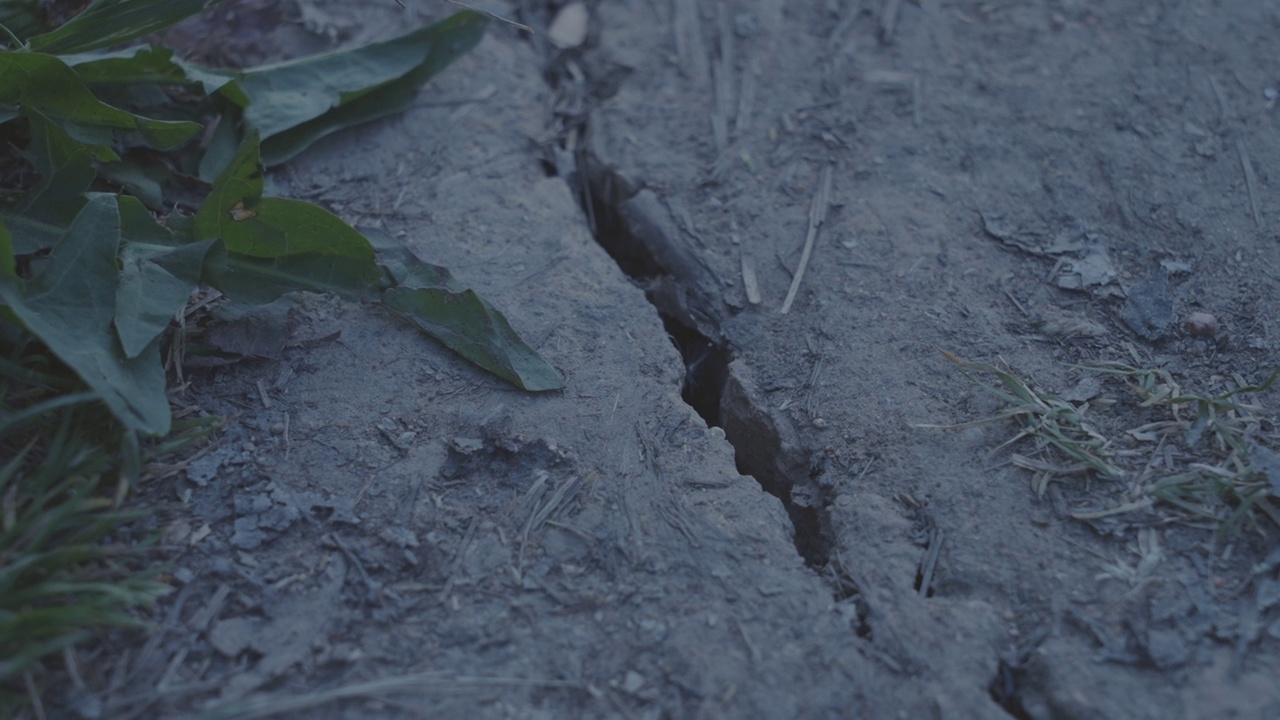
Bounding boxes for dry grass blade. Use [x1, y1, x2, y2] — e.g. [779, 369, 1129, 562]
[926, 350, 1122, 482]
[1071, 362, 1279, 535]
[780, 164, 834, 314]
[926, 352, 1280, 535]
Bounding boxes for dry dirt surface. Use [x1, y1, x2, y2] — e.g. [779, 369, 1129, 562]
[42, 1, 1280, 718]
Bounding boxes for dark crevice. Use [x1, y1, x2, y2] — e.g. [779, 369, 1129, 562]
[661, 315, 729, 427]
[538, 44, 835, 570]
[554, 145, 835, 569]
[988, 660, 1034, 719]
[787, 505, 831, 567]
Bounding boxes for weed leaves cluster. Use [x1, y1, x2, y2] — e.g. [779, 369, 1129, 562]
[0, 0, 557, 696]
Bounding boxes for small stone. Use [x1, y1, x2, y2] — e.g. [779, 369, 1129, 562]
[208, 618, 256, 657]
[548, 2, 589, 48]
[1184, 312, 1218, 339]
[812, 417, 827, 428]
[621, 670, 645, 694]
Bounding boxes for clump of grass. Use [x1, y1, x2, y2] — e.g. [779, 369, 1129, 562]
[0, 401, 159, 711]
[1074, 362, 1279, 537]
[918, 350, 1122, 497]
[926, 350, 1280, 538]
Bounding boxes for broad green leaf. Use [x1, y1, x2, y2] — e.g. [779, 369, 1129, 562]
[114, 196, 216, 358]
[116, 239, 217, 358]
[195, 134, 375, 260]
[197, 111, 241, 182]
[363, 226, 455, 290]
[19, 107, 93, 226]
[26, 0, 224, 55]
[383, 286, 561, 392]
[205, 246, 383, 304]
[207, 196, 377, 260]
[0, 52, 200, 150]
[63, 45, 191, 86]
[259, 67, 420, 167]
[0, 195, 170, 434]
[206, 11, 486, 165]
[98, 159, 167, 210]
[194, 131, 264, 229]
[362, 227, 560, 391]
[0, 211, 71, 255]
[116, 192, 178, 244]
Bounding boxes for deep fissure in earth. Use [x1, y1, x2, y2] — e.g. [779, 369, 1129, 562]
[570, 150, 835, 569]
[537, 39, 836, 568]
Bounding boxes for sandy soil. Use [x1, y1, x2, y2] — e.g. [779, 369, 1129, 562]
[41, 1, 1280, 718]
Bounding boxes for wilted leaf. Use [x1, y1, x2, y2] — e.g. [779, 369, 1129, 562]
[186, 297, 292, 367]
[0, 195, 170, 434]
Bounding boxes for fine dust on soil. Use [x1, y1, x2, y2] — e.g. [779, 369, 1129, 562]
[36, 1, 1280, 719]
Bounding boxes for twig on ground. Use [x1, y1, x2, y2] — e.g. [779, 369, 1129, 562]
[1236, 138, 1263, 227]
[673, 0, 710, 85]
[741, 255, 761, 304]
[439, 517, 477, 605]
[880, 0, 902, 42]
[918, 529, 944, 597]
[780, 164, 834, 314]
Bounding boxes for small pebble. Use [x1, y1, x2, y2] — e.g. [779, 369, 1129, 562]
[1184, 311, 1218, 339]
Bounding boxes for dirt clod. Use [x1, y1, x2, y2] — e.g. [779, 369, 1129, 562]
[1184, 311, 1219, 339]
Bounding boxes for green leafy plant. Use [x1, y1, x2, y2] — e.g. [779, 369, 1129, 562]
[0, 0, 558, 700]
[0, 326, 219, 704]
[1, 3, 560, 423]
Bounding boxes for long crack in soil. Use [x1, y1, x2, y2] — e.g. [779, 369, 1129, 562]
[541, 48, 838, 570]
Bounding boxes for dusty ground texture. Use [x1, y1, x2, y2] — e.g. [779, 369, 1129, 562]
[28, 1, 1280, 718]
